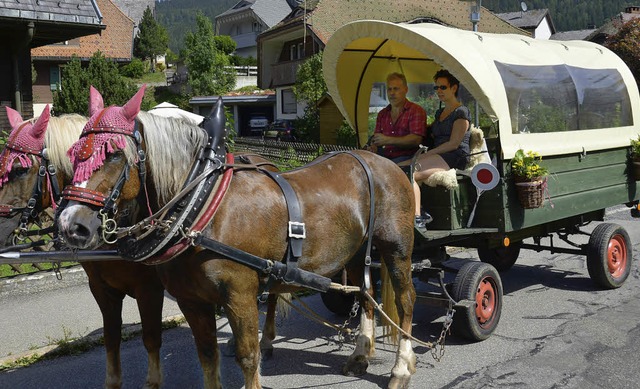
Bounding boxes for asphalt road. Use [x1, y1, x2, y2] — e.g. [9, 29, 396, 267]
[0, 206, 639, 388]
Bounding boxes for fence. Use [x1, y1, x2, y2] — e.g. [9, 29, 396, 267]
[234, 137, 356, 163]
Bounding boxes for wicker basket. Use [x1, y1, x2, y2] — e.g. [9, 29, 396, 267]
[515, 178, 545, 209]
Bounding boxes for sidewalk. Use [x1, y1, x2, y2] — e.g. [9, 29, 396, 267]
[0, 265, 182, 362]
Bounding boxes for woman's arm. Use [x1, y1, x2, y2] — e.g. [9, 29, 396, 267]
[425, 118, 469, 156]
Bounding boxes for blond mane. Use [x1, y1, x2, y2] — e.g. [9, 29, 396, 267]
[135, 111, 209, 204]
[45, 114, 86, 179]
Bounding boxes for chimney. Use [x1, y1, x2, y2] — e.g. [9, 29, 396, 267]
[625, 6, 640, 14]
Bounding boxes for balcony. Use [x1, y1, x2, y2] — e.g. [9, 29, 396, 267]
[270, 59, 304, 87]
[233, 32, 259, 49]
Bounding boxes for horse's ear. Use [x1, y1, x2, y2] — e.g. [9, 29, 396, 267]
[30, 105, 50, 140]
[89, 86, 104, 116]
[122, 84, 146, 122]
[5, 106, 24, 129]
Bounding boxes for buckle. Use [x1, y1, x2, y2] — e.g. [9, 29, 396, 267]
[38, 165, 46, 177]
[288, 221, 306, 239]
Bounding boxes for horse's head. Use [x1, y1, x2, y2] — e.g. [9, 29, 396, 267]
[0, 105, 52, 245]
[58, 85, 147, 249]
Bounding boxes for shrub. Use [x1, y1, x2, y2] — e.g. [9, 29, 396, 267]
[120, 58, 146, 78]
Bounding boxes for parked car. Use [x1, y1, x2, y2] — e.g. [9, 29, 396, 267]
[248, 114, 269, 135]
[263, 119, 295, 141]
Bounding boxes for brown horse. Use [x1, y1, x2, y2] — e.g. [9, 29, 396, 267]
[57, 86, 417, 389]
[0, 106, 165, 389]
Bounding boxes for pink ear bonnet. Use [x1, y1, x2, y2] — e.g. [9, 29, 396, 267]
[0, 105, 50, 187]
[67, 85, 146, 184]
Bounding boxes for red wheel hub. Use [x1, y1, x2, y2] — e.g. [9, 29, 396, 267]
[607, 234, 628, 279]
[475, 277, 496, 326]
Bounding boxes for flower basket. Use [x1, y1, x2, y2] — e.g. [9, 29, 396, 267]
[633, 159, 640, 181]
[515, 177, 545, 209]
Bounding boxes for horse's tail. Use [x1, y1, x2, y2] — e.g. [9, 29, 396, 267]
[277, 293, 292, 319]
[380, 261, 399, 345]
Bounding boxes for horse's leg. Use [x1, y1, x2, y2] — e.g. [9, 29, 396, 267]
[177, 300, 221, 389]
[382, 250, 417, 389]
[85, 272, 125, 389]
[135, 283, 165, 389]
[342, 263, 376, 377]
[259, 293, 278, 359]
[224, 290, 262, 389]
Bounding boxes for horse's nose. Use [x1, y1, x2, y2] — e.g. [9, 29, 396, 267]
[58, 205, 101, 249]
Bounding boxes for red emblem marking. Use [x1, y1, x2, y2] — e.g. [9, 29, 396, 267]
[477, 168, 493, 184]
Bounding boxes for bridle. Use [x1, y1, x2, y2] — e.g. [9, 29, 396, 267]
[0, 122, 61, 243]
[61, 109, 148, 244]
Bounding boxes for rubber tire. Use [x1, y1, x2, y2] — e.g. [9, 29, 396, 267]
[451, 261, 503, 341]
[587, 223, 632, 289]
[320, 289, 357, 317]
[477, 241, 522, 272]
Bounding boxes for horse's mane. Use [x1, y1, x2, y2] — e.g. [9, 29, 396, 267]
[135, 111, 209, 204]
[45, 114, 86, 179]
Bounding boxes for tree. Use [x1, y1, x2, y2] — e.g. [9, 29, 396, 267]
[183, 12, 235, 96]
[134, 6, 169, 72]
[53, 52, 147, 116]
[214, 35, 237, 56]
[293, 53, 327, 142]
[604, 18, 640, 88]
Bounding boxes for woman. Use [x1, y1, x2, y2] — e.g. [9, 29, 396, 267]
[411, 69, 471, 228]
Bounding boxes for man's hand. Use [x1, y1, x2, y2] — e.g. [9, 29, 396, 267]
[363, 143, 379, 153]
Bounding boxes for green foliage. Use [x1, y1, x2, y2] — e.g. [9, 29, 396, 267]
[511, 149, 549, 179]
[483, 0, 636, 32]
[335, 120, 358, 147]
[156, 0, 238, 53]
[183, 12, 236, 96]
[231, 55, 257, 66]
[134, 6, 169, 62]
[214, 35, 237, 55]
[630, 134, 640, 158]
[54, 52, 147, 116]
[120, 58, 147, 78]
[604, 18, 640, 88]
[292, 53, 327, 143]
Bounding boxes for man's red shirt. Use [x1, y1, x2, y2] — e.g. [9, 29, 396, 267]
[374, 100, 426, 159]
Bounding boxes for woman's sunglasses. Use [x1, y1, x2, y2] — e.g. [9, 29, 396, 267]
[433, 85, 449, 91]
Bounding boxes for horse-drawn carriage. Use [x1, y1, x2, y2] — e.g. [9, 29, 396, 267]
[322, 19, 639, 339]
[0, 20, 638, 389]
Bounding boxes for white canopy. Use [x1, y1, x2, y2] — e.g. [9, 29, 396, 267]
[149, 102, 204, 126]
[323, 20, 640, 158]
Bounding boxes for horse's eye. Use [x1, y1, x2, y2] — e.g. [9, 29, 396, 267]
[108, 152, 124, 162]
[8, 167, 29, 180]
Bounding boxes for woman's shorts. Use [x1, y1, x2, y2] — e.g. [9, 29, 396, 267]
[440, 151, 469, 170]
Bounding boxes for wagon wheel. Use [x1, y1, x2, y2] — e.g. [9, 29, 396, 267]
[587, 223, 632, 289]
[477, 241, 522, 272]
[451, 262, 503, 341]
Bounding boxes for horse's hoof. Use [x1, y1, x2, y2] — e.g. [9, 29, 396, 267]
[342, 355, 369, 376]
[387, 375, 411, 389]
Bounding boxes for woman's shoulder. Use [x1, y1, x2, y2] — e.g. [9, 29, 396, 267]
[453, 105, 471, 121]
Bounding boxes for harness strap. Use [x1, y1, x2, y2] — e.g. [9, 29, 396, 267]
[263, 170, 305, 257]
[62, 186, 108, 207]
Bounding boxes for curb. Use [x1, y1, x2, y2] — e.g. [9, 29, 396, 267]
[0, 265, 88, 299]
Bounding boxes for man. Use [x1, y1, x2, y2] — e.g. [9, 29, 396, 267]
[366, 72, 426, 163]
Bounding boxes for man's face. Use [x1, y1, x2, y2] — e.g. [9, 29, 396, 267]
[387, 78, 408, 106]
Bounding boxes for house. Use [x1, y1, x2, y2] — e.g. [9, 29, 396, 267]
[30, 0, 135, 116]
[495, 8, 556, 39]
[256, 0, 526, 143]
[0, 0, 104, 127]
[586, 6, 640, 44]
[550, 29, 596, 42]
[215, 0, 297, 59]
[111, 0, 155, 26]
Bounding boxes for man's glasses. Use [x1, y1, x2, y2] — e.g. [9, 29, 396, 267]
[433, 85, 449, 91]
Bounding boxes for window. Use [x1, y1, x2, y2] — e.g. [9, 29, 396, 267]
[289, 45, 296, 61]
[297, 43, 304, 59]
[50, 66, 60, 91]
[281, 89, 297, 114]
[496, 62, 633, 134]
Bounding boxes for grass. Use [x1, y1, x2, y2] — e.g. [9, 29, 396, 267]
[132, 71, 167, 84]
[0, 262, 78, 278]
[0, 317, 187, 371]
